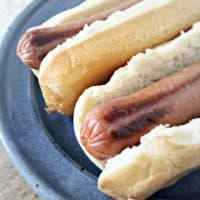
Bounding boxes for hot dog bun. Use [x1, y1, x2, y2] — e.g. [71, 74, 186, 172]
[98, 118, 200, 200]
[31, 0, 125, 76]
[74, 22, 200, 169]
[39, 0, 200, 115]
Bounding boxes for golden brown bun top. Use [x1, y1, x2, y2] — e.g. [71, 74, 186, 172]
[39, 0, 200, 115]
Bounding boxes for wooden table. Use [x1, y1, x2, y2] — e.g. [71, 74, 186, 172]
[0, 0, 40, 199]
[0, 144, 39, 200]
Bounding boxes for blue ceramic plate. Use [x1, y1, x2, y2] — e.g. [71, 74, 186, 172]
[0, 1, 199, 200]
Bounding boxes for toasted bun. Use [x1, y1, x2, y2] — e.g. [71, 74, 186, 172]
[98, 118, 200, 200]
[74, 22, 200, 169]
[31, 0, 124, 76]
[39, 0, 200, 115]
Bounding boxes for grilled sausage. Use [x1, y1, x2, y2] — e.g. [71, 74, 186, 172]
[81, 62, 200, 159]
[17, 0, 142, 69]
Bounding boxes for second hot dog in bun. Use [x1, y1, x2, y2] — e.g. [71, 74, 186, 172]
[74, 21, 200, 199]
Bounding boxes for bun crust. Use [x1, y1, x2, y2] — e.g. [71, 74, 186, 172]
[39, 0, 200, 115]
[98, 118, 200, 200]
[74, 22, 200, 169]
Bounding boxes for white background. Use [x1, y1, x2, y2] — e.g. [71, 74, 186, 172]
[0, 0, 31, 40]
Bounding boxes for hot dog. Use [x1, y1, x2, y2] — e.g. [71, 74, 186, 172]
[74, 21, 200, 168]
[81, 62, 200, 159]
[17, 0, 141, 70]
[73, 20, 200, 200]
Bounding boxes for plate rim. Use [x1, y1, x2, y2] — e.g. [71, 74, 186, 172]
[0, 1, 198, 200]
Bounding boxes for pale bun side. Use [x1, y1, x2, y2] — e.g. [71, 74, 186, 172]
[98, 118, 200, 200]
[31, 0, 124, 76]
[39, 0, 200, 115]
[74, 22, 200, 169]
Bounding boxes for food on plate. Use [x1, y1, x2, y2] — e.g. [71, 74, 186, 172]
[16, 0, 200, 199]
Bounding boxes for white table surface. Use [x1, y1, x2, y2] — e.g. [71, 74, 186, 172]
[0, 0, 40, 199]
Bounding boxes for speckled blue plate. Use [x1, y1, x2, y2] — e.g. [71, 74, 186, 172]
[0, 0, 200, 200]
